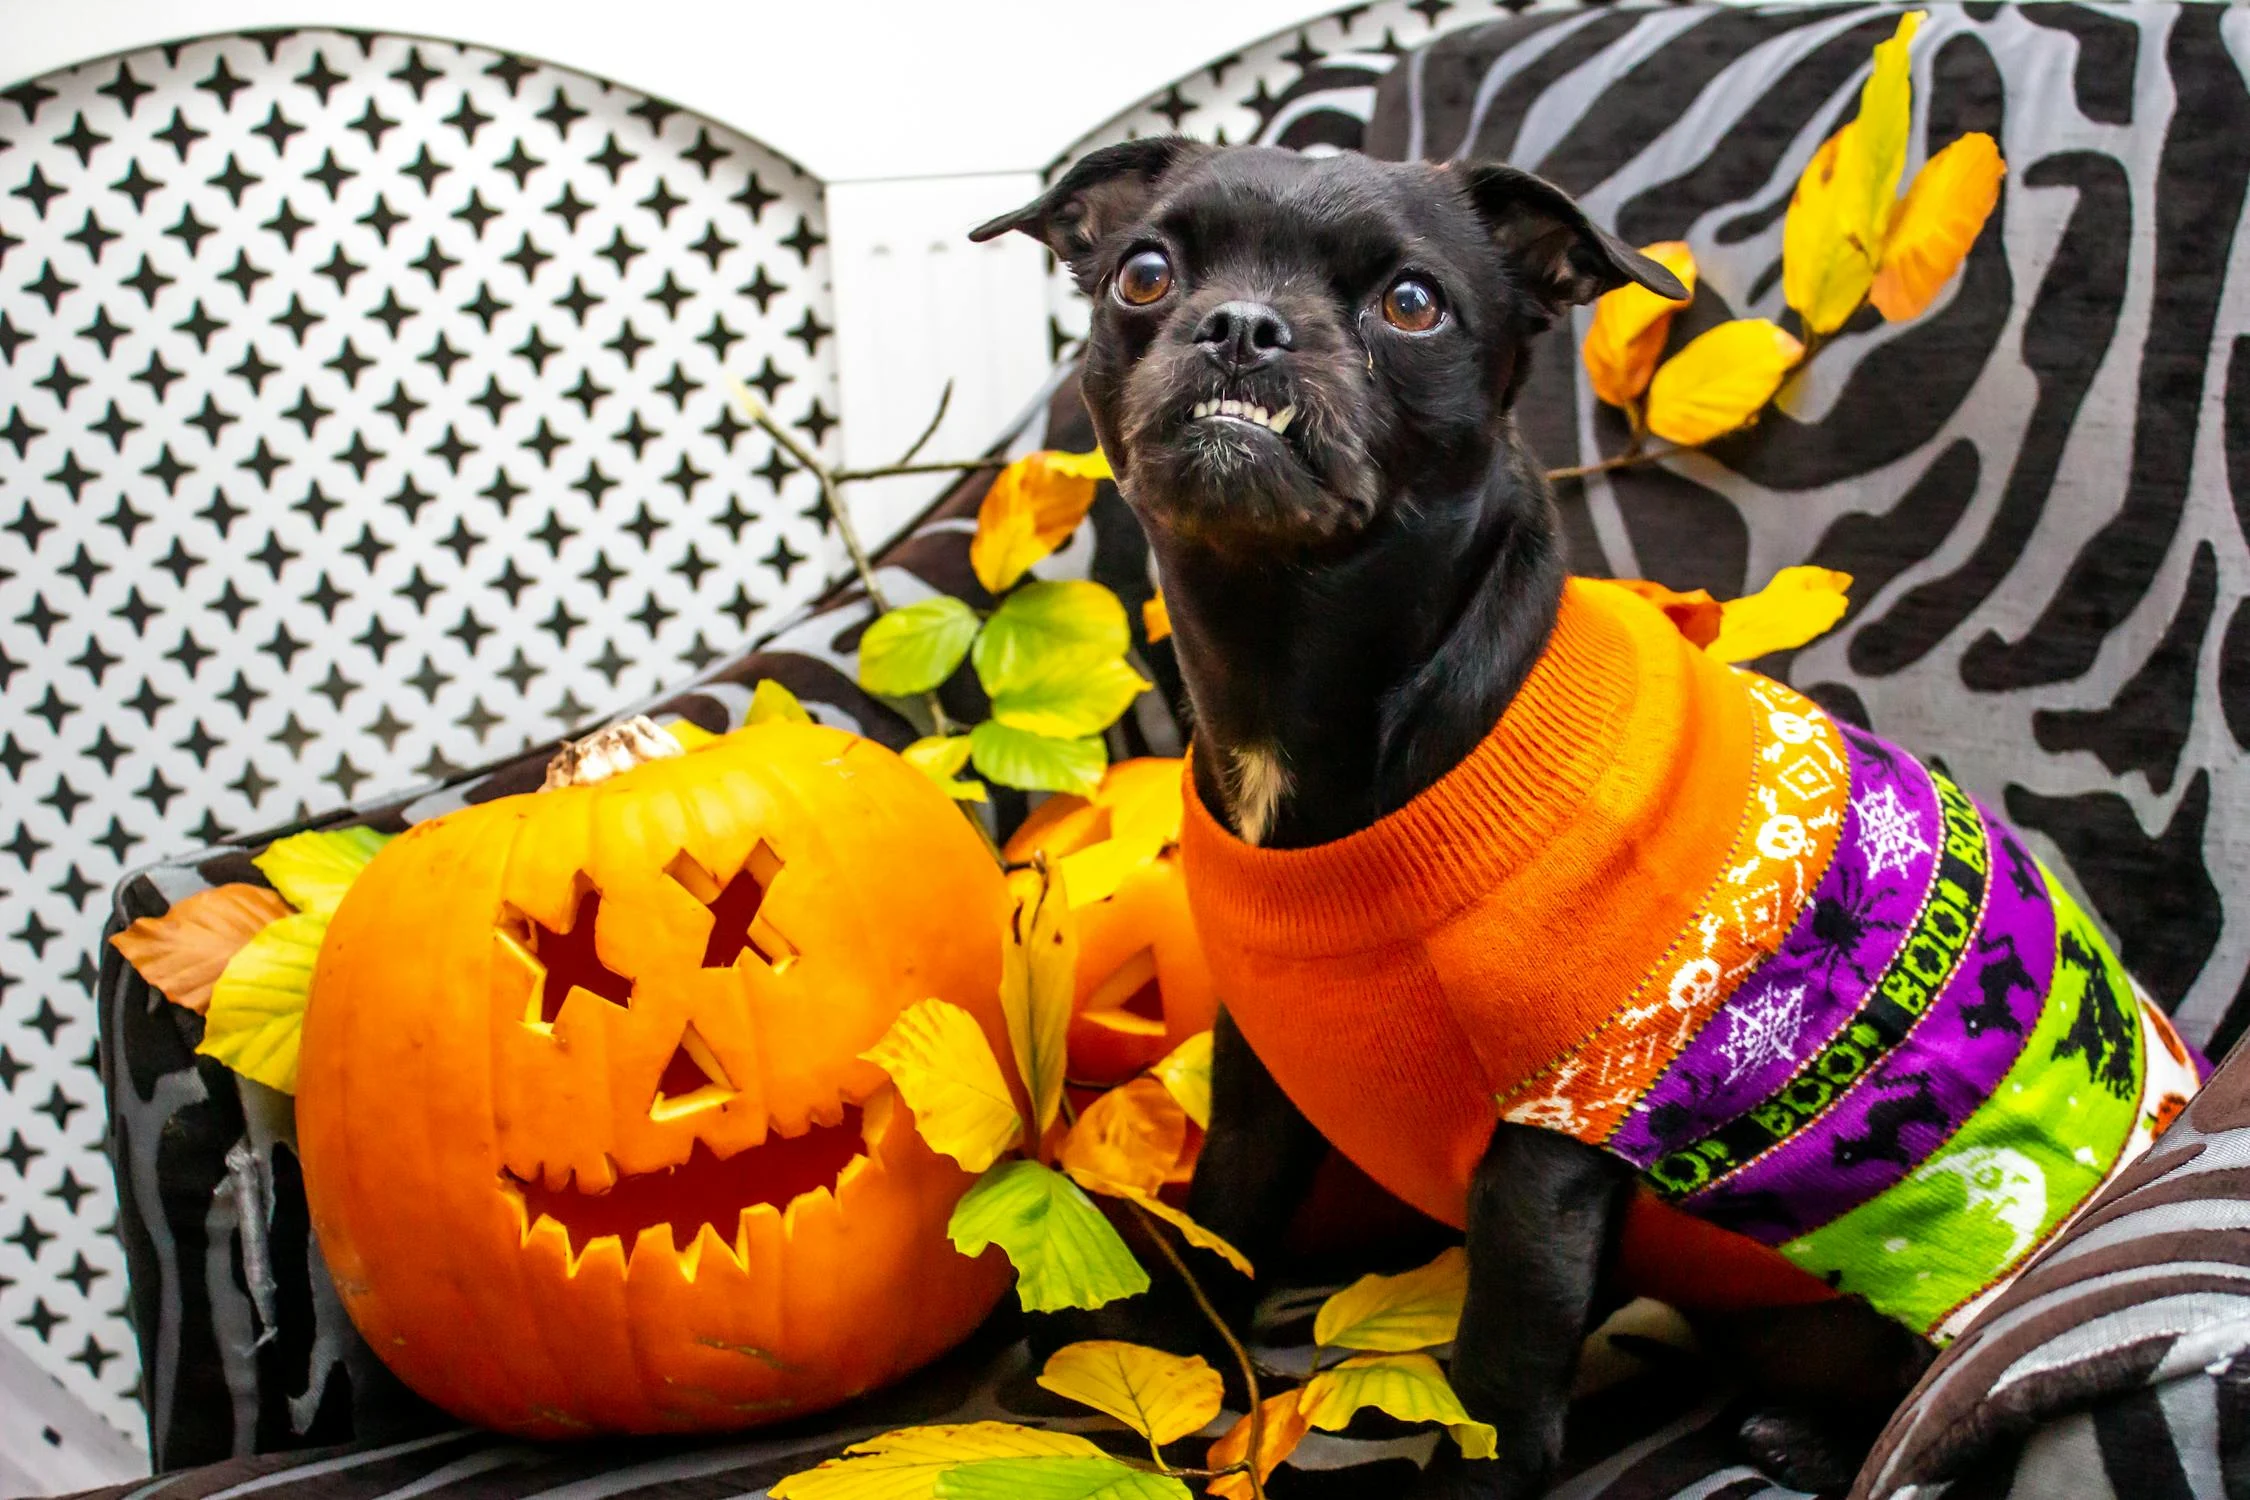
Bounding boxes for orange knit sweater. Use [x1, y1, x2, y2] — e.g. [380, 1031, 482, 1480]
[1180, 578, 1756, 1227]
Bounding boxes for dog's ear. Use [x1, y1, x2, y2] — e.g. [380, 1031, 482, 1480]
[970, 137, 1207, 282]
[1455, 162, 1689, 316]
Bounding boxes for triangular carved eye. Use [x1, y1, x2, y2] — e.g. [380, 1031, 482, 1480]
[649, 1021, 737, 1122]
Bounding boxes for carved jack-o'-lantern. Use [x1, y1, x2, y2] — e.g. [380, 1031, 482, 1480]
[297, 723, 1019, 1437]
[1004, 758, 1216, 1084]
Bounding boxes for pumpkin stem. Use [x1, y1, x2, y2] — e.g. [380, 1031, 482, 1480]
[542, 715, 684, 790]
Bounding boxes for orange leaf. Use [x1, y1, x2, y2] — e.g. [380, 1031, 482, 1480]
[1206, 1389, 1311, 1499]
[1607, 579, 1723, 648]
[970, 451, 1107, 595]
[1143, 591, 1172, 643]
[1582, 241, 1697, 408]
[1872, 133, 2005, 322]
[1059, 1076, 1188, 1196]
[111, 884, 294, 1015]
[1643, 319, 1805, 447]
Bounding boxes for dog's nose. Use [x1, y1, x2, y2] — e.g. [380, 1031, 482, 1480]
[1193, 300, 1294, 373]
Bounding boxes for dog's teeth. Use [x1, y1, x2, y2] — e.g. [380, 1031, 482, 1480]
[1220, 399, 1242, 417]
[1269, 406, 1294, 434]
[1248, 405, 1268, 424]
[1192, 400, 1210, 418]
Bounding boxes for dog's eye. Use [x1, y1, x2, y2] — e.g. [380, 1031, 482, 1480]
[1381, 277, 1443, 333]
[1114, 249, 1174, 307]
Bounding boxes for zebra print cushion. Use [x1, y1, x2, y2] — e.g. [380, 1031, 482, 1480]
[1368, 1, 2250, 1061]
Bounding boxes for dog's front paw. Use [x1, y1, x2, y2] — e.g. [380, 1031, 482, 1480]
[1735, 1405, 1877, 1495]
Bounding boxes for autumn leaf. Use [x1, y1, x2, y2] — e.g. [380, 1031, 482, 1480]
[971, 722, 1107, 797]
[1002, 863, 1076, 1142]
[1060, 1077, 1189, 1196]
[253, 827, 392, 918]
[1314, 1247, 1468, 1353]
[199, 910, 328, 1093]
[1872, 132, 2004, 321]
[1708, 566, 1853, 664]
[1206, 1389, 1311, 1500]
[111, 884, 294, 1015]
[970, 450, 1111, 595]
[859, 596, 982, 697]
[1299, 1352, 1498, 1459]
[948, 1159, 1151, 1312]
[1065, 1167, 1254, 1278]
[1643, 319, 1804, 446]
[1142, 592, 1171, 643]
[862, 999, 1024, 1173]
[992, 658, 1153, 740]
[972, 581, 1131, 696]
[659, 716, 723, 749]
[1605, 579, 1724, 649]
[1782, 11, 1924, 336]
[1150, 1030, 1213, 1129]
[903, 735, 988, 803]
[941, 1456, 1188, 1499]
[1038, 1341, 1223, 1447]
[1582, 240, 1697, 408]
[769, 1422, 1110, 1499]
[746, 678, 815, 726]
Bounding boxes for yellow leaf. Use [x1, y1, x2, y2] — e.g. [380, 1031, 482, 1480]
[1782, 11, 1925, 335]
[1002, 863, 1076, 1142]
[949, 1160, 1151, 1312]
[1056, 838, 1151, 909]
[1065, 1167, 1255, 1278]
[1038, 1341, 1223, 1446]
[111, 884, 294, 1015]
[970, 451, 1107, 595]
[1060, 1077, 1188, 1196]
[770, 1422, 1105, 1500]
[199, 910, 328, 1093]
[659, 715, 723, 748]
[1313, 1247, 1468, 1353]
[1206, 1389, 1311, 1500]
[1872, 132, 2004, 322]
[1299, 1352, 1498, 1459]
[861, 999, 1024, 1173]
[1149, 1030, 1213, 1129]
[746, 679, 815, 726]
[1582, 240, 1697, 408]
[1142, 591, 1171, 643]
[1707, 566, 1853, 664]
[1643, 319, 1804, 447]
[903, 735, 987, 801]
[252, 827, 392, 918]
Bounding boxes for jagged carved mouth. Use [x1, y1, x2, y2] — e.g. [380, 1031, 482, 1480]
[500, 1106, 869, 1262]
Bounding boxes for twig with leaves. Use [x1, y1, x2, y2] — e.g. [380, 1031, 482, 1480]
[1552, 10, 2003, 483]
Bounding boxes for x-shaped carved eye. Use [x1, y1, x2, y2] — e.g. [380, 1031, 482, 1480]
[515, 886, 634, 1025]
[666, 842, 799, 972]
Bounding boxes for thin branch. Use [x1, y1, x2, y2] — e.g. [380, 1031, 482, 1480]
[892, 378, 955, 468]
[729, 378, 891, 614]
[832, 457, 1008, 482]
[1544, 442, 1689, 482]
[1125, 1202, 1268, 1500]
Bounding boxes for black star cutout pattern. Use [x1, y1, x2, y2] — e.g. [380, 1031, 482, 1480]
[0, 27, 858, 1430]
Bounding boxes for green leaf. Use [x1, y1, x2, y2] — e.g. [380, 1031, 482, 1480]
[948, 1159, 1150, 1312]
[198, 910, 328, 1093]
[937, 1456, 1188, 1500]
[252, 827, 392, 917]
[971, 581, 1129, 696]
[771, 1423, 1106, 1500]
[971, 721, 1106, 797]
[860, 597, 981, 697]
[990, 658, 1151, 739]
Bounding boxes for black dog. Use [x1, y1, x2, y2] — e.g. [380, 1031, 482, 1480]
[974, 141, 1929, 1497]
